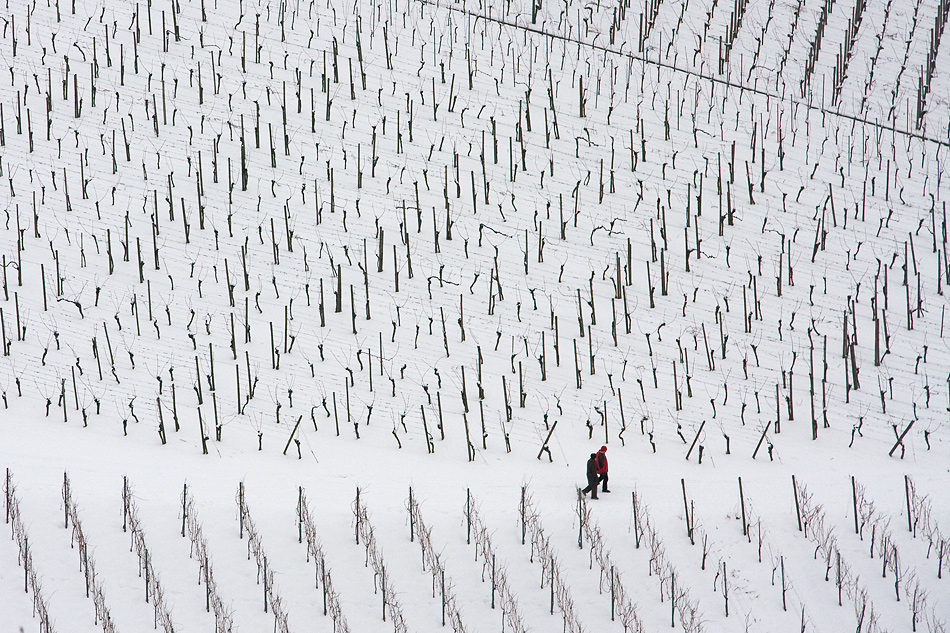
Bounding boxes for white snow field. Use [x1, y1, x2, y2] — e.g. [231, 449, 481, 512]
[1, 0, 949, 630]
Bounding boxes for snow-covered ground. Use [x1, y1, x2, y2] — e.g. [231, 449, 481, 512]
[1, 0, 948, 630]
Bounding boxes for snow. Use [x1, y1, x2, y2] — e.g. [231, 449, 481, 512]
[1, 0, 949, 630]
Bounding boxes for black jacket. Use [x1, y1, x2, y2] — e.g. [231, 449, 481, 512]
[586, 455, 598, 479]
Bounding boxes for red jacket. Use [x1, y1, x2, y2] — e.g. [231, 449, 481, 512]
[595, 449, 608, 475]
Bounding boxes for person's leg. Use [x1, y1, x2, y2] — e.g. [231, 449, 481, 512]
[583, 477, 595, 497]
[582, 474, 595, 494]
[589, 476, 599, 499]
[601, 473, 609, 492]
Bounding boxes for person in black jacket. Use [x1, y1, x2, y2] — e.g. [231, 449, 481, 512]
[581, 453, 600, 499]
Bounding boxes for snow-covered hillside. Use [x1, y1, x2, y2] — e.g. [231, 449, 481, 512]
[1, 0, 948, 630]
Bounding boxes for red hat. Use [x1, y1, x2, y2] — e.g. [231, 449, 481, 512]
[599, 446, 607, 452]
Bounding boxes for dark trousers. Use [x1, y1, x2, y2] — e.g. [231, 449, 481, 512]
[582, 475, 599, 498]
[598, 473, 608, 491]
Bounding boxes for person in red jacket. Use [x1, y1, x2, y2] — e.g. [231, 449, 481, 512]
[595, 446, 610, 493]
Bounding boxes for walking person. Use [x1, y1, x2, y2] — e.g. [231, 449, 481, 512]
[596, 445, 610, 493]
[581, 453, 600, 499]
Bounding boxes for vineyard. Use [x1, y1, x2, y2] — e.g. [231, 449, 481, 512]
[2, 464, 947, 632]
[1, 0, 949, 628]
